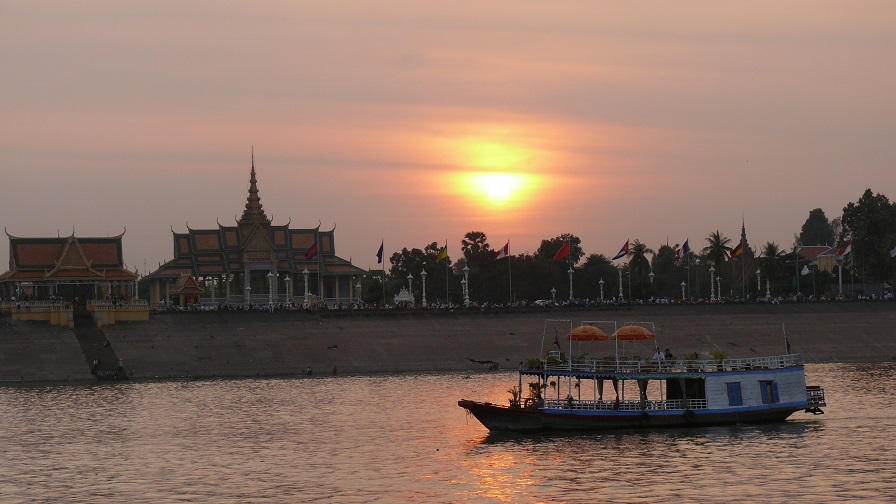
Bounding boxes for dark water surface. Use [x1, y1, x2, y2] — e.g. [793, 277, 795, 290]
[0, 363, 893, 503]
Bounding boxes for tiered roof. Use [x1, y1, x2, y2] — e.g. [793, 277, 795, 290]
[1, 232, 138, 283]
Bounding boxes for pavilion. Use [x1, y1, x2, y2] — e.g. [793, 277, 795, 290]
[144, 157, 367, 307]
[0, 231, 145, 325]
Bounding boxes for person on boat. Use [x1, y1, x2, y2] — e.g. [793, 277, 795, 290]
[664, 349, 673, 360]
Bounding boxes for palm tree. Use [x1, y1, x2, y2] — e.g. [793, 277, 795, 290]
[628, 240, 654, 299]
[760, 242, 787, 294]
[703, 231, 732, 266]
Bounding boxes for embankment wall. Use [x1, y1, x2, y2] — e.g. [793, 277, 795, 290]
[2, 303, 895, 382]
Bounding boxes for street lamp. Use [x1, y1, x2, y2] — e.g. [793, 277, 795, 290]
[568, 267, 574, 300]
[709, 265, 716, 301]
[245, 285, 251, 305]
[717, 277, 722, 301]
[267, 271, 274, 311]
[407, 272, 413, 293]
[420, 270, 427, 307]
[648, 270, 655, 283]
[461, 278, 468, 307]
[551, 287, 556, 302]
[681, 281, 686, 301]
[599, 278, 604, 302]
[617, 265, 623, 300]
[302, 268, 310, 304]
[463, 265, 470, 306]
[285, 275, 292, 303]
[756, 268, 761, 299]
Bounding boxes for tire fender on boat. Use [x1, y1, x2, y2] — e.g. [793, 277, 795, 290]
[684, 409, 696, 423]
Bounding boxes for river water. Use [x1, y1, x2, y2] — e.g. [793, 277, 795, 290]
[0, 363, 893, 503]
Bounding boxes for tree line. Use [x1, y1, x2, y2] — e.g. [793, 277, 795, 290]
[363, 189, 896, 305]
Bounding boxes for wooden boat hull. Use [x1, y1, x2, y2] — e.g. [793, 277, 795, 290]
[458, 399, 803, 433]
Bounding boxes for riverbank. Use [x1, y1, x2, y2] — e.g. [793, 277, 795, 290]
[2, 302, 894, 382]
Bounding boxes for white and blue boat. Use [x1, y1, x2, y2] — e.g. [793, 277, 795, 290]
[459, 320, 826, 432]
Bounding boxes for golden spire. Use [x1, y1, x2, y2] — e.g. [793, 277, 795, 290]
[239, 148, 270, 226]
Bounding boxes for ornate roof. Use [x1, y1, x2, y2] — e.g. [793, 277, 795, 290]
[145, 159, 365, 280]
[1, 234, 138, 283]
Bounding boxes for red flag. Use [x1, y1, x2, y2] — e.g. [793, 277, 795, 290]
[552, 241, 570, 261]
[495, 241, 509, 260]
[837, 240, 852, 260]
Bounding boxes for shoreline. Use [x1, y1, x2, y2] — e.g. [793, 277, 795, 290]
[2, 302, 895, 382]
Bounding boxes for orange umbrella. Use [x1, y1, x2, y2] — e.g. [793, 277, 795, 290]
[611, 325, 655, 340]
[567, 325, 609, 341]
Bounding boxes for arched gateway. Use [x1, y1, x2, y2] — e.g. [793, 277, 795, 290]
[144, 156, 366, 307]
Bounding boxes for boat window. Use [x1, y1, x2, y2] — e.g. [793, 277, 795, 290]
[726, 382, 743, 406]
[759, 380, 780, 404]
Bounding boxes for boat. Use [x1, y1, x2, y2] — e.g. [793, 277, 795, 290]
[458, 320, 826, 433]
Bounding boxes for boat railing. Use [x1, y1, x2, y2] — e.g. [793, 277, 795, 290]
[545, 398, 708, 411]
[806, 385, 826, 407]
[544, 354, 802, 373]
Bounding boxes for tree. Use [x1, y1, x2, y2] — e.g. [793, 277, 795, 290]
[537, 233, 584, 265]
[841, 189, 896, 283]
[799, 208, 835, 246]
[703, 231, 732, 266]
[626, 240, 654, 300]
[760, 242, 787, 295]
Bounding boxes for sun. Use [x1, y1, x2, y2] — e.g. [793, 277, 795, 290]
[467, 172, 529, 206]
[448, 139, 543, 209]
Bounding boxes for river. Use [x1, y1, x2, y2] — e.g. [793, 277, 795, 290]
[0, 363, 893, 502]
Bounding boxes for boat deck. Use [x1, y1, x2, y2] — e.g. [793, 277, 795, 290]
[532, 354, 802, 378]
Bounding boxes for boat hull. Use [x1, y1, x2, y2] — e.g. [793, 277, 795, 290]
[458, 400, 802, 433]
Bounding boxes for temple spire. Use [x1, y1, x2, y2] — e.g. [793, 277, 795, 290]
[239, 148, 270, 226]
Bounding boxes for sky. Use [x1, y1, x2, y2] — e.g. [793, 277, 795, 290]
[2, 1, 895, 274]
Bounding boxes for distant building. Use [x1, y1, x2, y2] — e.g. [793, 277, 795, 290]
[0, 231, 138, 303]
[0, 231, 144, 326]
[144, 157, 366, 306]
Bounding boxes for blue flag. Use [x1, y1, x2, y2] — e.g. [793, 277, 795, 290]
[305, 242, 319, 260]
[376, 241, 384, 264]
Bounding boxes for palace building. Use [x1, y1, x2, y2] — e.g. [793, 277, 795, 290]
[0, 231, 145, 326]
[144, 157, 366, 306]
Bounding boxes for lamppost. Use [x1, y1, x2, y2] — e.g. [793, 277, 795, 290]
[801, 264, 816, 299]
[285, 275, 292, 304]
[420, 270, 427, 307]
[617, 265, 623, 300]
[681, 281, 686, 301]
[709, 265, 716, 301]
[599, 278, 604, 302]
[756, 268, 761, 299]
[267, 271, 274, 311]
[463, 265, 470, 306]
[648, 271, 655, 283]
[568, 267, 574, 300]
[717, 277, 722, 301]
[245, 285, 251, 305]
[407, 272, 413, 294]
[551, 287, 556, 302]
[461, 278, 467, 307]
[302, 268, 310, 304]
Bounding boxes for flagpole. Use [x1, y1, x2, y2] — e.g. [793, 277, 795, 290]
[507, 240, 512, 305]
[381, 239, 386, 307]
[445, 239, 449, 307]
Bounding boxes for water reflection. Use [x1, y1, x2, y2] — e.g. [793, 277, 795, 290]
[0, 364, 893, 502]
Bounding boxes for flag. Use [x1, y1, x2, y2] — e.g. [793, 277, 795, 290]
[376, 241, 384, 264]
[552, 241, 570, 261]
[495, 240, 509, 260]
[611, 239, 629, 260]
[677, 239, 690, 262]
[437, 245, 448, 262]
[837, 240, 852, 260]
[732, 242, 743, 259]
[305, 242, 319, 260]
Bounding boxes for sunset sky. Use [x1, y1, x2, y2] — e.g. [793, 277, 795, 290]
[3, 2, 895, 273]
